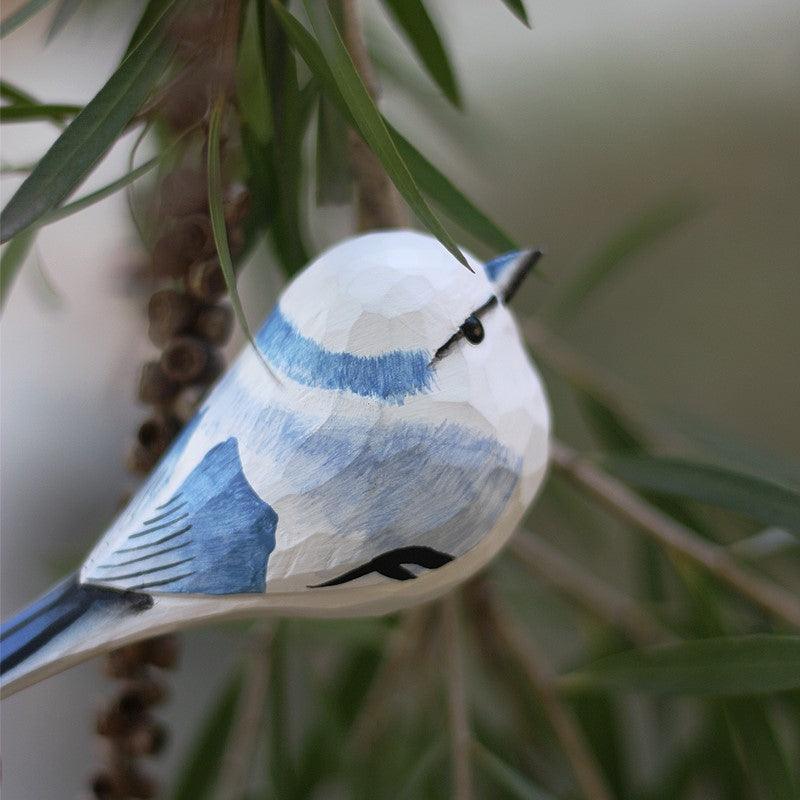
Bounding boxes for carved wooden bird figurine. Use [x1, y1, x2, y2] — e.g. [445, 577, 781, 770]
[1, 230, 550, 697]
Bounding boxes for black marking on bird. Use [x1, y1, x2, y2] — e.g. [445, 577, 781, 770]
[308, 546, 454, 588]
[0, 576, 152, 676]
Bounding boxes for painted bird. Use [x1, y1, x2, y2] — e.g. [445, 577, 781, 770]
[0, 230, 550, 698]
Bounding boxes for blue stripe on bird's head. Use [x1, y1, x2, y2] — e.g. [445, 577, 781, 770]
[254, 231, 541, 404]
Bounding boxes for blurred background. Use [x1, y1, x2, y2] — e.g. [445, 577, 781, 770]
[1, 0, 799, 797]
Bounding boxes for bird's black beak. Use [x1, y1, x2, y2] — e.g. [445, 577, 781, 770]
[484, 249, 543, 304]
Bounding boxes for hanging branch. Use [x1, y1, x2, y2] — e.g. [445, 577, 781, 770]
[339, 0, 407, 231]
[213, 623, 274, 800]
[550, 440, 800, 629]
[510, 533, 674, 645]
[348, 608, 433, 751]
[92, 3, 248, 798]
[442, 596, 474, 800]
[467, 580, 614, 800]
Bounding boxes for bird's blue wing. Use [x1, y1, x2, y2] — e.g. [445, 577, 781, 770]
[82, 433, 278, 596]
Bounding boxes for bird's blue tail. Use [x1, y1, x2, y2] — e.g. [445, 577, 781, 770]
[1, 574, 153, 697]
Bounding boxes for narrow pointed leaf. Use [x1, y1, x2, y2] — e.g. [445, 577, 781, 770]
[261, 3, 312, 276]
[0, 229, 35, 308]
[40, 152, 161, 226]
[316, 94, 352, 205]
[0, 103, 81, 123]
[236, 0, 272, 145]
[497, 0, 531, 28]
[207, 98, 256, 349]
[273, 0, 513, 253]
[0, 79, 39, 106]
[0, 0, 177, 242]
[561, 635, 800, 695]
[280, 1, 470, 270]
[473, 741, 556, 799]
[395, 740, 448, 800]
[46, 0, 83, 43]
[551, 197, 698, 321]
[389, 123, 517, 252]
[0, 0, 56, 38]
[123, 0, 175, 58]
[171, 674, 242, 800]
[731, 528, 799, 560]
[380, 0, 461, 107]
[724, 698, 798, 800]
[597, 455, 800, 532]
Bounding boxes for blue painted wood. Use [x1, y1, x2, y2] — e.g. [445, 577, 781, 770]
[256, 306, 431, 403]
[86, 439, 277, 594]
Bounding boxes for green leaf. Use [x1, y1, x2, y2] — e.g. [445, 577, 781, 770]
[561, 635, 800, 696]
[315, 94, 352, 205]
[171, 673, 242, 800]
[379, 0, 461, 107]
[271, 2, 512, 254]
[207, 97, 261, 355]
[0, 0, 56, 38]
[0, 103, 82, 123]
[0, 79, 38, 106]
[0, 229, 35, 308]
[240, 124, 276, 249]
[395, 739, 447, 800]
[236, 0, 272, 145]
[389, 124, 517, 253]
[122, 0, 175, 58]
[46, 0, 83, 43]
[497, 0, 531, 28]
[261, 3, 312, 276]
[39, 151, 161, 227]
[597, 455, 800, 532]
[0, 0, 177, 242]
[731, 528, 799, 560]
[551, 197, 698, 321]
[266, 622, 294, 798]
[724, 698, 798, 800]
[473, 741, 556, 799]
[280, 1, 471, 271]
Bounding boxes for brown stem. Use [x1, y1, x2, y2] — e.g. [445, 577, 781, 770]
[94, 3, 248, 796]
[550, 439, 800, 628]
[467, 580, 614, 800]
[442, 596, 474, 800]
[348, 609, 433, 751]
[510, 532, 675, 645]
[214, 624, 274, 800]
[339, 0, 407, 231]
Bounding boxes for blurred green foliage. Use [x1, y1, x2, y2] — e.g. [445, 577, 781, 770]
[1, 1, 798, 798]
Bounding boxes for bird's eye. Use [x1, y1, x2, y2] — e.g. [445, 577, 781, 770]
[430, 296, 496, 364]
[461, 314, 485, 344]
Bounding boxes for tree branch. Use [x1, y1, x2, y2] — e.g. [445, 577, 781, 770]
[348, 609, 433, 751]
[550, 439, 800, 628]
[339, 0, 407, 231]
[442, 596, 473, 800]
[510, 532, 674, 645]
[467, 580, 613, 800]
[213, 623, 273, 800]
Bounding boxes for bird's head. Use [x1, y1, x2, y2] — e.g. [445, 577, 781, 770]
[256, 230, 549, 504]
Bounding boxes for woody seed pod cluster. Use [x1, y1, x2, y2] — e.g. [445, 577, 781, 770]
[92, 3, 249, 798]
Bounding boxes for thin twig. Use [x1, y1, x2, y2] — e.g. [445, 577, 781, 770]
[348, 609, 432, 751]
[442, 596, 473, 800]
[339, 0, 407, 231]
[550, 439, 800, 628]
[510, 532, 675, 645]
[467, 580, 614, 800]
[522, 316, 687, 450]
[214, 623, 274, 800]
